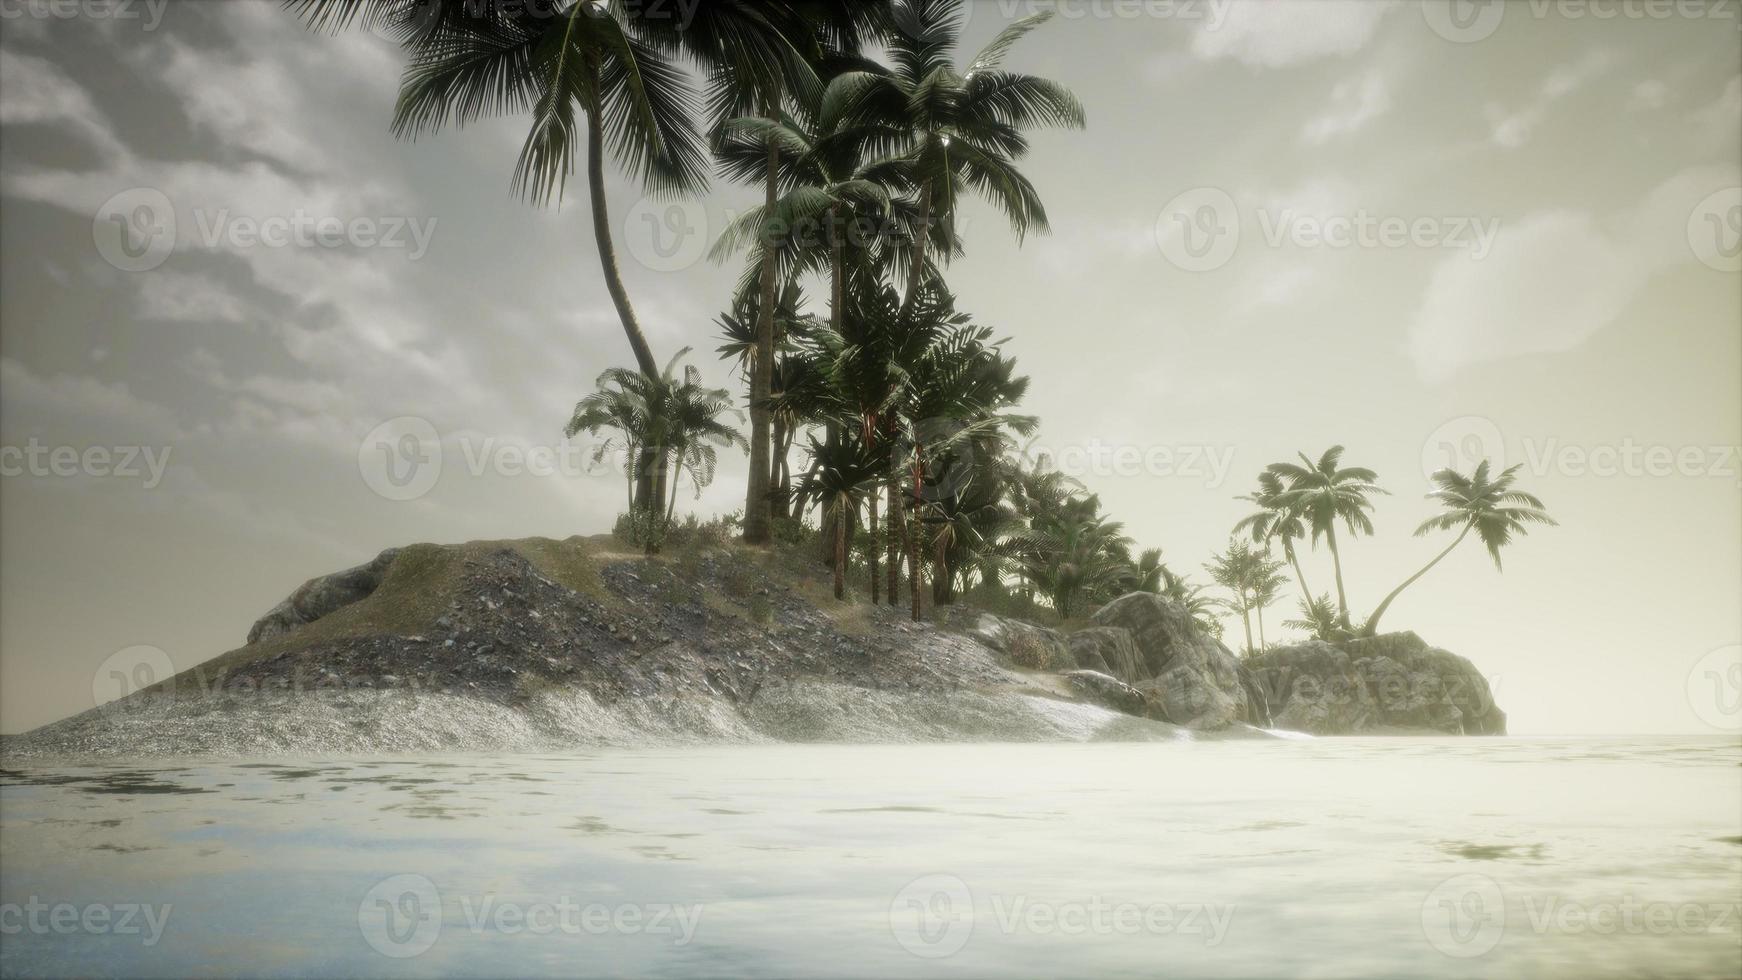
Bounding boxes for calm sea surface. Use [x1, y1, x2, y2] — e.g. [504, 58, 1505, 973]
[2, 737, 1739, 978]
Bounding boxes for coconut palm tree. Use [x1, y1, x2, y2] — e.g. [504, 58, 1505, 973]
[291, 0, 709, 517]
[640, 1, 881, 546]
[820, 0, 1085, 308]
[1269, 446, 1388, 627]
[1363, 461, 1556, 635]
[1234, 470, 1313, 606]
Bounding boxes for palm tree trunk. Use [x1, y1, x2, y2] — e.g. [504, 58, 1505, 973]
[1365, 523, 1472, 635]
[908, 458, 924, 621]
[666, 457, 683, 522]
[769, 416, 787, 519]
[833, 500, 847, 600]
[903, 181, 932, 313]
[1326, 523, 1350, 625]
[1256, 602, 1267, 651]
[742, 93, 781, 545]
[585, 89, 662, 514]
[868, 491, 880, 604]
[1283, 538, 1312, 606]
[887, 479, 902, 606]
[1240, 601, 1254, 656]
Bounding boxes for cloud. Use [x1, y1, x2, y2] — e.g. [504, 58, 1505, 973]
[0, 49, 128, 160]
[1407, 165, 1741, 380]
[1192, 0, 1393, 69]
[1301, 71, 1391, 144]
[136, 270, 251, 324]
[1486, 49, 1614, 149]
[1691, 74, 1741, 154]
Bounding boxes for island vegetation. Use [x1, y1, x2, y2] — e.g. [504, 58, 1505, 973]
[293, 0, 1554, 652]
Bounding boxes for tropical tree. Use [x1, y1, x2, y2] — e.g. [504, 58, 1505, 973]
[1247, 556, 1290, 652]
[1234, 469, 1313, 606]
[791, 432, 885, 599]
[1283, 593, 1341, 642]
[565, 349, 743, 550]
[1269, 446, 1388, 627]
[821, 0, 1085, 308]
[292, 0, 709, 516]
[656, 351, 749, 520]
[648, 1, 882, 546]
[1161, 568, 1223, 639]
[1363, 461, 1555, 635]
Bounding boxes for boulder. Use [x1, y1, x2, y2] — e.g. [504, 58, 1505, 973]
[1244, 641, 1377, 735]
[247, 549, 400, 644]
[1344, 632, 1505, 734]
[1066, 627, 1145, 684]
[1247, 632, 1505, 735]
[1091, 593, 1253, 728]
[966, 613, 1073, 671]
[1062, 670, 1148, 717]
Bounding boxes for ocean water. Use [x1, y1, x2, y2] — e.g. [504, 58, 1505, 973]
[1, 737, 1738, 979]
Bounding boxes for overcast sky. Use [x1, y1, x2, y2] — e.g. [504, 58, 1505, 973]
[1, 0, 1738, 734]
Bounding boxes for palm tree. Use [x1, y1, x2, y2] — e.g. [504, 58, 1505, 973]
[656, 351, 749, 521]
[1205, 541, 1258, 655]
[564, 369, 651, 515]
[1269, 446, 1388, 627]
[1363, 461, 1555, 635]
[821, 0, 1084, 308]
[1234, 470, 1313, 606]
[1284, 593, 1340, 642]
[792, 433, 883, 599]
[1247, 557, 1290, 652]
[291, 0, 709, 515]
[643, 1, 867, 546]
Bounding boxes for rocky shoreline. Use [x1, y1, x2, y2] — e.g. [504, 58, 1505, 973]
[1, 536, 1504, 760]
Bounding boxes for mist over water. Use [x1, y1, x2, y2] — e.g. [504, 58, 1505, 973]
[3, 737, 1738, 978]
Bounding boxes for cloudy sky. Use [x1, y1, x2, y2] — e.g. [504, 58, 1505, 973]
[0, 0, 1737, 734]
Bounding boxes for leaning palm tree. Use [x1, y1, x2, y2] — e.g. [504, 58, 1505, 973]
[1269, 446, 1388, 627]
[1363, 461, 1555, 635]
[821, 0, 1085, 308]
[1234, 470, 1313, 606]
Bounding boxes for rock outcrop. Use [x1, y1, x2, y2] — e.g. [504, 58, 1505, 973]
[966, 613, 1074, 671]
[1087, 593, 1258, 730]
[246, 549, 400, 644]
[1066, 627, 1145, 684]
[1246, 632, 1505, 735]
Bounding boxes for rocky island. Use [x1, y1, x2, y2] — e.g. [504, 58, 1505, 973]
[2, 536, 1504, 760]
